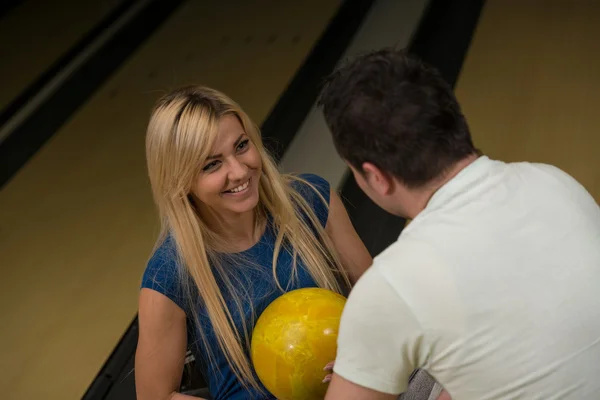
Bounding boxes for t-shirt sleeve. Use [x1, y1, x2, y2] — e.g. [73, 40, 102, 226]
[291, 173, 331, 228]
[333, 266, 423, 395]
[140, 242, 187, 312]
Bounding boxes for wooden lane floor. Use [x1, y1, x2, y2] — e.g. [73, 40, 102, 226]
[0, 0, 124, 111]
[455, 0, 600, 202]
[0, 1, 341, 398]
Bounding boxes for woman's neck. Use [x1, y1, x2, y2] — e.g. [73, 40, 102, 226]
[201, 207, 265, 252]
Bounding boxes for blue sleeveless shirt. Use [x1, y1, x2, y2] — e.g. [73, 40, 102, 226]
[141, 174, 334, 399]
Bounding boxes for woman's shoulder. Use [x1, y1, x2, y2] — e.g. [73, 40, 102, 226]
[145, 235, 179, 273]
[288, 173, 331, 202]
[141, 235, 188, 310]
[286, 173, 332, 228]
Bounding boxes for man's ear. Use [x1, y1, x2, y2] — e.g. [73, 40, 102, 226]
[362, 162, 394, 196]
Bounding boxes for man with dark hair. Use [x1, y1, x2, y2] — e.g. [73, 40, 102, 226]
[318, 47, 600, 399]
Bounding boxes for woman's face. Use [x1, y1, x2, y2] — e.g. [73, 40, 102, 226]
[191, 114, 262, 217]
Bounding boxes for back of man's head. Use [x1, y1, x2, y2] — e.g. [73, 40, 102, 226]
[318, 47, 479, 188]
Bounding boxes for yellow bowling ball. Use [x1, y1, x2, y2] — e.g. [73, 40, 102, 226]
[250, 287, 347, 400]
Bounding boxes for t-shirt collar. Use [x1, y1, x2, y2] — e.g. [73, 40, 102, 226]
[424, 155, 495, 212]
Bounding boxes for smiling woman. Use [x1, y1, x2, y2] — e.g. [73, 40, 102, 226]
[192, 115, 264, 251]
[136, 85, 372, 400]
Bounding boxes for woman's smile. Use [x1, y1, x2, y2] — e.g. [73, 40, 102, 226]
[222, 177, 252, 197]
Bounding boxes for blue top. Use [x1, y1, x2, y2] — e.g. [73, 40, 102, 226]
[141, 173, 336, 400]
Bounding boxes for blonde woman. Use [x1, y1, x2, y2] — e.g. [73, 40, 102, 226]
[135, 85, 372, 400]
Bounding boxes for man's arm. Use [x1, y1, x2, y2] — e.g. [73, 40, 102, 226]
[326, 371, 452, 400]
[324, 267, 423, 399]
[326, 373, 398, 400]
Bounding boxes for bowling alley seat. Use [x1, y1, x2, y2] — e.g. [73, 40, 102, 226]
[179, 349, 213, 399]
[398, 369, 441, 400]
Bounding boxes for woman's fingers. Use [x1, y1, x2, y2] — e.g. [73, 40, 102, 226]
[323, 361, 335, 383]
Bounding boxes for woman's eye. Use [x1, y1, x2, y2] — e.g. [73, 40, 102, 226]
[203, 160, 220, 171]
[237, 139, 249, 151]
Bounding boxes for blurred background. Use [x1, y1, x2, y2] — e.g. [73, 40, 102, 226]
[0, 0, 598, 399]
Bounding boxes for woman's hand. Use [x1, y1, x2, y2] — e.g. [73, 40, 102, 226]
[323, 361, 335, 384]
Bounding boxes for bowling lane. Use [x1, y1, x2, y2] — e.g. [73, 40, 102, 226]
[455, 0, 600, 201]
[0, 0, 124, 111]
[0, 1, 341, 399]
[280, 0, 430, 189]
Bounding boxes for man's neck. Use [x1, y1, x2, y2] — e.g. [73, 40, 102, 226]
[406, 153, 481, 219]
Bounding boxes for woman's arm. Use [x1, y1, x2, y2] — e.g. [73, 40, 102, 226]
[325, 188, 373, 284]
[135, 288, 205, 400]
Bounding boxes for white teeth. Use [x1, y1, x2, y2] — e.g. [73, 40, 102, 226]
[229, 180, 249, 193]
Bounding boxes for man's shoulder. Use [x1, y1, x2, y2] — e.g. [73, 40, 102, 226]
[511, 161, 584, 189]
[350, 262, 388, 293]
[372, 232, 442, 272]
[366, 232, 455, 304]
[509, 161, 597, 210]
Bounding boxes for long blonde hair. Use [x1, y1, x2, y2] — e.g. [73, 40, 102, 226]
[145, 85, 350, 390]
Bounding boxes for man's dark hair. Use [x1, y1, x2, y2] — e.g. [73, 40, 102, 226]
[318, 47, 480, 188]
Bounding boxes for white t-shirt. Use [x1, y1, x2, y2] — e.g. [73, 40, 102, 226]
[334, 156, 600, 399]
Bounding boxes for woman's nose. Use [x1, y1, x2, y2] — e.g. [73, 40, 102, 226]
[228, 157, 248, 181]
